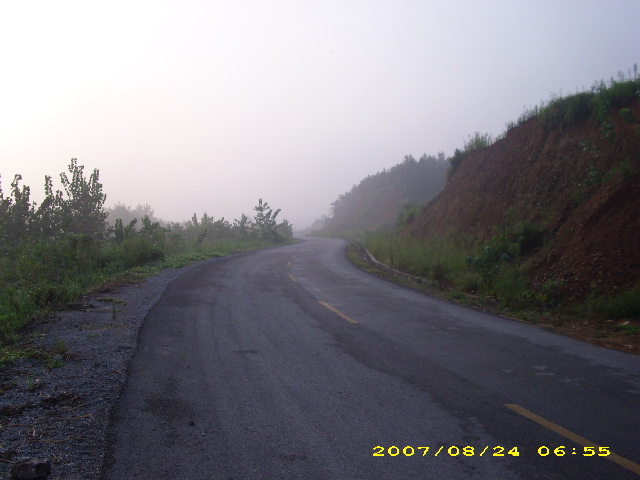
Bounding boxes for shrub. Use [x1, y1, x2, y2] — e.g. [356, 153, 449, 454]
[619, 107, 637, 124]
[539, 92, 594, 130]
[466, 245, 511, 290]
[606, 79, 639, 107]
[447, 132, 493, 180]
[492, 264, 530, 309]
[0, 286, 37, 342]
[457, 271, 481, 293]
[538, 280, 564, 307]
[587, 285, 640, 319]
[513, 221, 546, 254]
[538, 79, 639, 132]
[447, 148, 466, 180]
[395, 201, 422, 228]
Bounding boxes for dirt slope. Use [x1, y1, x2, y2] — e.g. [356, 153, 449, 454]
[412, 101, 640, 300]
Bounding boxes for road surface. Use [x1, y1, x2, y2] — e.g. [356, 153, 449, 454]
[102, 237, 640, 479]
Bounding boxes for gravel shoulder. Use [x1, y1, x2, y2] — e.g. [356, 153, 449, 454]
[0, 259, 215, 479]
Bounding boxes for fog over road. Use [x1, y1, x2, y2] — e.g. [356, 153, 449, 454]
[102, 237, 640, 479]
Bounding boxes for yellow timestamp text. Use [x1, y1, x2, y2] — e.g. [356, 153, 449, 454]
[373, 445, 521, 457]
[373, 445, 612, 458]
[537, 446, 610, 457]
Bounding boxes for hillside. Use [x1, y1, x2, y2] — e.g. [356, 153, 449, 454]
[321, 154, 447, 235]
[411, 81, 640, 302]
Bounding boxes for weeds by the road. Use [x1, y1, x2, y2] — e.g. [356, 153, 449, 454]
[355, 227, 640, 352]
[363, 221, 552, 311]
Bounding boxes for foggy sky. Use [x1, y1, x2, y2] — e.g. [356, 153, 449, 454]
[1, 0, 638, 230]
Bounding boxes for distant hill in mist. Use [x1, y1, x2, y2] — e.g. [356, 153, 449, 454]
[319, 154, 448, 235]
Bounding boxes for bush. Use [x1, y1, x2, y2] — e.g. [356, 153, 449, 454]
[492, 264, 531, 309]
[396, 201, 422, 228]
[606, 79, 639, 107]
[539, 92, 595, 130]
[457, 271, 481, 293]
[587, 285, 640, 319]
[513, 221, 546, 254]
[0, 286, 37, 342]
[538, 79, 639, 131]
[447, 148, 466, 180]
[447, 132, 493, 180]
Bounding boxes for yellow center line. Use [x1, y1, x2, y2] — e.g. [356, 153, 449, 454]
[318, 301, 359, 324]
[288, 273, 298, 283]
[505, 404, 640, 476]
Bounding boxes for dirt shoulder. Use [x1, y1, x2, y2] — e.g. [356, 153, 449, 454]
[0, 260, 215, 479]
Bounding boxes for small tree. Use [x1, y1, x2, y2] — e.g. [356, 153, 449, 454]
[0, 174, 34, 246]
[252, 199, 293, 242]
[276, 219, 293, 239]
[233, 213, 251, 238]
[253, 198, 280, 241]
[32, 175, 65, 238]
[114, 218, 124, 244]
[59, 159, 108, 236]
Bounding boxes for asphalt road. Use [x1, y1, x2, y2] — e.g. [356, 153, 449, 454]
[102, 237, 640, 479]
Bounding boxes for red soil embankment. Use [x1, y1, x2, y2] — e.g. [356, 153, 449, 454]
[412, 102, 640, 300]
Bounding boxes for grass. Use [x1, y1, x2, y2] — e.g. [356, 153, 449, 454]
[539, 92, 595, 130]
[617, 323, 640, 335]
[0, 341, 68, 369]
[0, 235, 294, 345]
[447, 132, 494, 179]
[353, 233, 640, 354]
[536, 78, 640, 132]
[500, 76, 640, 141]
[364, 233, 472, 279]
[358, 222, 638, 326]
[364, 222, 548, 306]
[585, 285, 640, 319]
[0, 236, 297, 366]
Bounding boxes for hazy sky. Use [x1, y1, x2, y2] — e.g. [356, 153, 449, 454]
[1, 1, 638, 229]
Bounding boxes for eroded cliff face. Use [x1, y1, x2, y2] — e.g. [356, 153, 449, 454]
[411, 102, 640, 300]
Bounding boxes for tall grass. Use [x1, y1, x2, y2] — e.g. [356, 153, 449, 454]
[363, 222, 553, 310]
[364, 223, 640, 319]
[365, 233, 475, 281]
[447, 132, 494, 179]
[518, 78, 640, 132]
[585, 285, 640, 319]
[501, 76, 640, 138]
[539, 92, 595, 130]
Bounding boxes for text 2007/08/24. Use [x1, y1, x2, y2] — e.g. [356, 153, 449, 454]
[373, 445, 612, 458]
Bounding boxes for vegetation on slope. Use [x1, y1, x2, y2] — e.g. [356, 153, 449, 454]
[344, 73, 640, 349]
[0, 160, 293, 344]
[363, 221, 555, 310]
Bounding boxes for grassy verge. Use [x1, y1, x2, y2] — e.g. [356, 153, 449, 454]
[0, 236, 293, 348]
[351, 231, 639, 352]
[362, 224, 551, 311]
